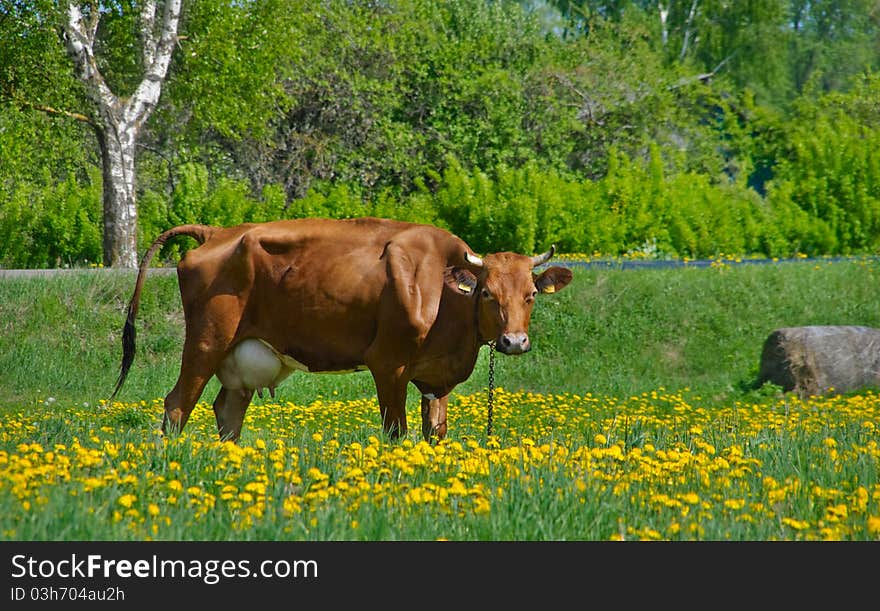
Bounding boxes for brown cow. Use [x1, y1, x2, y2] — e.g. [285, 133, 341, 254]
[110, 217, 572, 442]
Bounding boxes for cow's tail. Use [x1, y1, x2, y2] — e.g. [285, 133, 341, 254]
[109, 224, 217, 403]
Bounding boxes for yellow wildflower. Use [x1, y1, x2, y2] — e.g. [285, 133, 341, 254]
[117, 494, 137, 508]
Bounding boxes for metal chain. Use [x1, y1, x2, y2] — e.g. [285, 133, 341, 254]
[486, 340, 496, 440]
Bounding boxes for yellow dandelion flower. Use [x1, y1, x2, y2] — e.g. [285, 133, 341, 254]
[682, 492, 700, 505]
[854, 487, 869, 512]
[768, 489, 786, 504]
[473, 497, 491, 514]
[282, 496, 301, 516]
[117, 494, 137, 508]
[607, 445, 624, 460]
[244, 481, 266, 495]
[826, 504, 848, 521]
[306, 467, 328, 481]
[781, 517, 810, 530]
[447, 478, 468, 496]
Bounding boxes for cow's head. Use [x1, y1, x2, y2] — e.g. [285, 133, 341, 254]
[446, 245, 573, 354]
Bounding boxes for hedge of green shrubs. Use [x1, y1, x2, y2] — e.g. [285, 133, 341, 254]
[2, 137, 877, 267]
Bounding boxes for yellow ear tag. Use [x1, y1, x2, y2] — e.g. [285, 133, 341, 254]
[458, 283, 472, 293]
[542, 285, 556, 294]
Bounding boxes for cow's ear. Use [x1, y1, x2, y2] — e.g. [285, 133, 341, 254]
[444, 267, 478, 297]
[533, 266, 573, 294]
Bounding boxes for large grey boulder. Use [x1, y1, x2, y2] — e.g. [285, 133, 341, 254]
[757, 326, 880, 396]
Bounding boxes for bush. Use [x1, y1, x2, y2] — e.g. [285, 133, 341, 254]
[764, 75, 880, 255]
[0, 171, 102, 268]
[0, 148, 852, 267]
[139, 163, 289, 262]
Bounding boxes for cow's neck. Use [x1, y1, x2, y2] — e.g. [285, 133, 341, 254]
[473, 282, 491, 347]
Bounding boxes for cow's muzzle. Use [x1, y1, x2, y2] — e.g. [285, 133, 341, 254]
[497, 332, 531, 355]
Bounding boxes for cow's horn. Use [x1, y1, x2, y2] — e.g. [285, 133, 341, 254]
[464, 250, 484, 268]
[530, 244, 556, 267]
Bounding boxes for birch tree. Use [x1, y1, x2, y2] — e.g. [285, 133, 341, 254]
[61, 1, 181, 268]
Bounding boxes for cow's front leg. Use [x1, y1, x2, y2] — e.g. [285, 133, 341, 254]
[370, 367, 409, 440]
[420, 394, 449, 443]
[212, 387, 254, 443]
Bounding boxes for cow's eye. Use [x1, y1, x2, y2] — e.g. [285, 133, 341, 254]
[526, 290, 537, 303]
[481, 288, 492, 299]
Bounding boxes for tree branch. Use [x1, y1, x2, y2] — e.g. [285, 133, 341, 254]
[680, 0, 699, 61]
[27, 102, 95, 126]
[140, 0, 158, 70]
[63, 2, 117, 113]
[127, 0, 181, 129]
[550, 72, 605, 125]
[3, 89, 95, 126]
[668, 54, 734, 90]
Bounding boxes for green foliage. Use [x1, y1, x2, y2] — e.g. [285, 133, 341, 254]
[416, 149, 831, 259]
[138, 163, 288, 260]
[0, 171, 102, 268]
[765, 74, 880, 254]
[3, 1, 880, 267]
[160, 0, 297, 142]
[0, 143, 848, 267]
[0, 0, 85, 110]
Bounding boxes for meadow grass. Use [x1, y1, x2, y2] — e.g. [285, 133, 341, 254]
[3, 256, 880, 407]
[1, 389, 877, 540]
[1, 258, 879, 540]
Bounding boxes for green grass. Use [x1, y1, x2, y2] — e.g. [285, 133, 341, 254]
[2, 389, 878, 540]
[2, 259, 879, 541]
[2, 258, 879, 410]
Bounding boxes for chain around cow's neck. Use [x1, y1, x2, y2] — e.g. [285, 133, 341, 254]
[486, 340, 496, 440]
[473, 279, 497, 441]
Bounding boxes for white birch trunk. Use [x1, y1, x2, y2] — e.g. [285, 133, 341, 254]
[62, 1, 181, 268]
[658, 3, 670, 48]
[680, 0, 699, 61]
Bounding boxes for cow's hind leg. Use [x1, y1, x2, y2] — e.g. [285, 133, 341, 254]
[212, 387, 254, 443]
[162, 338, 226, 437]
